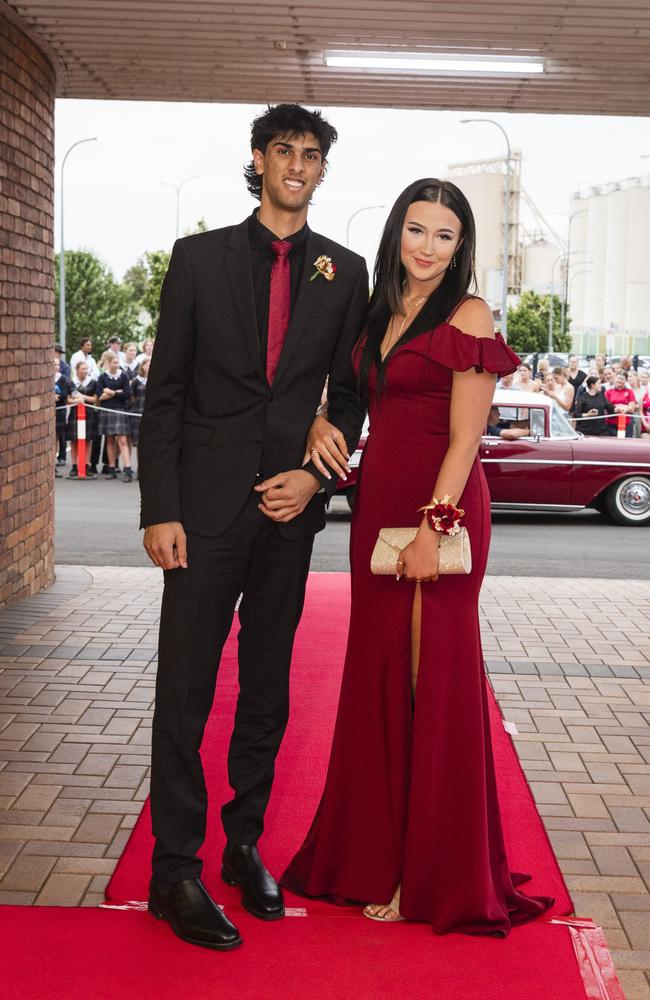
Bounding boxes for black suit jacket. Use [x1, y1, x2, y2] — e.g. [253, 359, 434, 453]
[138, 218, 369, 539]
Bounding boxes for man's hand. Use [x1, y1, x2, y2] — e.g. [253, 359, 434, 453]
[143, 521, 188, 570]
[303, 414, 350, 480]
[255, 469, 320, 523]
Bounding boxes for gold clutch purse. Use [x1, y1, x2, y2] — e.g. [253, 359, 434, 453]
[370, 527, 472, 576]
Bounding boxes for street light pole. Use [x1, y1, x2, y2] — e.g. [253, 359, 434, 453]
[161, 175, 199, 239]
[461, 118, 511, 341]
[59, 137, 97, 356]
[549, 252, 592, 352]
[567, 267, 593, 327]
[562, 209, 587, 337]
[548, 253, 568, 353]
[568, 268, 593, 294]
[345, 204, 384, 248]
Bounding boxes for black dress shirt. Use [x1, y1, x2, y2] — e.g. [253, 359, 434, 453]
[573, 389, 615, 435]
[248, 211, 308, 368]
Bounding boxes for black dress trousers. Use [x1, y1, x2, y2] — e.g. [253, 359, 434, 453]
[150, 490, 314, 882]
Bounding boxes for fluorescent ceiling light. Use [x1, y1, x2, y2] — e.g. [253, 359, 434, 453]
[325, 52, 545, 75]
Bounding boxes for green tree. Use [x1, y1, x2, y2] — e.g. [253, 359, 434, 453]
[131, 221, 209, 334]
[506, 290, 572, 354]
[55, 250, 140, 352]
[140, 249, 171, 333]
[123, 259, 148, 305]
[183, 216, 208, 236]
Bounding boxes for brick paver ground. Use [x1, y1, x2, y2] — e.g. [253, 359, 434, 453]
[1, 567, 649, 997]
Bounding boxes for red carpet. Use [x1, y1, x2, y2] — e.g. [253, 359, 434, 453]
[0, 907, 624, 1000]
[2, 575, 625, 1000]
[107, 573, 572, 918]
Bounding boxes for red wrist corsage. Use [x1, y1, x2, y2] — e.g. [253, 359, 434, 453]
[418, 496, 464, 536]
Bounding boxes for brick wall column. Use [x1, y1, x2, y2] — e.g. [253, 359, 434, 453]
[0, 13, 57, 604]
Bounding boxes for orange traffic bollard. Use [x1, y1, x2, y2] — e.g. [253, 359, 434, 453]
[77, 402, 87, 478]
[616, 413, 627, 438]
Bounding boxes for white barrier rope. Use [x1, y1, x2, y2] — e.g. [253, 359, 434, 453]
[61, 402, 644, 428]
[65, 400, 143, 418]
[572, 413, 637, 422]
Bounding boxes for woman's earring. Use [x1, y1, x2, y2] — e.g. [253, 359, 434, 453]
[450, 255, 457, 271]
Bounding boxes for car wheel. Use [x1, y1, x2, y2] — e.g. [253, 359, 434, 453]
[591, 493, 608, 515]
[606, 476, 650, 525]
[346, 487, 356, 512]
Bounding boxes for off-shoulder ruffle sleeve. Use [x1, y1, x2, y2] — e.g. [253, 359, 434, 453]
[407, 323, 520, 378]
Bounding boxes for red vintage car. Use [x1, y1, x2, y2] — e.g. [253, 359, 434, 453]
[338, 389, 650, 526]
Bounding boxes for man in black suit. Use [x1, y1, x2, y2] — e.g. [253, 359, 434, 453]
[139, 104, 368, 950]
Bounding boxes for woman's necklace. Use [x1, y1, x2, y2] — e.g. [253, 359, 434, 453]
[381, 294, 427, 362]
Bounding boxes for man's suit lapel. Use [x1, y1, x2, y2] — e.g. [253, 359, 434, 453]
[225, 219, 265, 379]
[272, 229, 324, 388]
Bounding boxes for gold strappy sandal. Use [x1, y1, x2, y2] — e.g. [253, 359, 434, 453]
[362, 888, 404, 923]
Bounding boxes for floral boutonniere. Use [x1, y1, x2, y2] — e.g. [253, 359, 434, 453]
[310, 254, 336, 282]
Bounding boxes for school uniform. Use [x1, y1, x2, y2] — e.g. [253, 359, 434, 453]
[97, 370, 131, 436]
[128, 375, 147, 446]
[54, 373, 71, 437]
[66, 377, 99, 441]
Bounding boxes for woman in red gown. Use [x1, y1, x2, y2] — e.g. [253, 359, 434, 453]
[282, 179, 554, 936]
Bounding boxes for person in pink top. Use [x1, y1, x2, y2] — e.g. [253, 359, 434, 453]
[605, 371, 636, 437]
[641, 383, 650, 436]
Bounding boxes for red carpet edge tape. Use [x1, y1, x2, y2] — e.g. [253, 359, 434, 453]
[550, 918, 626, 1000]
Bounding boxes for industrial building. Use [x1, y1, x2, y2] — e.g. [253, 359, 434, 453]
[569, 177, 650, 357]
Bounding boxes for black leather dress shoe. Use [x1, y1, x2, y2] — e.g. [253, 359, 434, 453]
[148, 876, 242, 950]
[221, 843, 285, 921]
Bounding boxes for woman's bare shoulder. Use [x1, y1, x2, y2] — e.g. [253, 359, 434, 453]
[449, 297, 496, 340]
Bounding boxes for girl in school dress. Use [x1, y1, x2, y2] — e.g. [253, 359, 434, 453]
[128, 357, 149, 458]
[97, 350, 133, 483]
[124, 342, 141, 379]
[66, 358, 99, 478]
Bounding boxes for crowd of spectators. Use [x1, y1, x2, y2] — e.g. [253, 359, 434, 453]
[54, 339, 648, 482]
[54, 335, 153, 481]
[503, 354, 650, 438]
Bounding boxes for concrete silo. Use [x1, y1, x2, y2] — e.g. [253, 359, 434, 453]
[625, 185, 650, 343]
[570, 176, 650, 355]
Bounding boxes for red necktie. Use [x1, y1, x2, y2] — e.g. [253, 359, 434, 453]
[266, 239, 292, 384]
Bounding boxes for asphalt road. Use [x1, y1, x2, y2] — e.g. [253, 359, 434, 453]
[54, 473, 650, 579]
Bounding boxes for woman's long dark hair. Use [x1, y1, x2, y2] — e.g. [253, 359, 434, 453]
[357, 178, 478, 400]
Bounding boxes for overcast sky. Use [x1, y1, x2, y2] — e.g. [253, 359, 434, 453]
[54, 99, 650, 281]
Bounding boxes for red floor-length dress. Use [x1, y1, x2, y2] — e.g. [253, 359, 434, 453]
[282, 316, 555, 936]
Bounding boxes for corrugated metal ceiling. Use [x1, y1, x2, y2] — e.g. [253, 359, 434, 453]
[9, 0, 650, 114]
